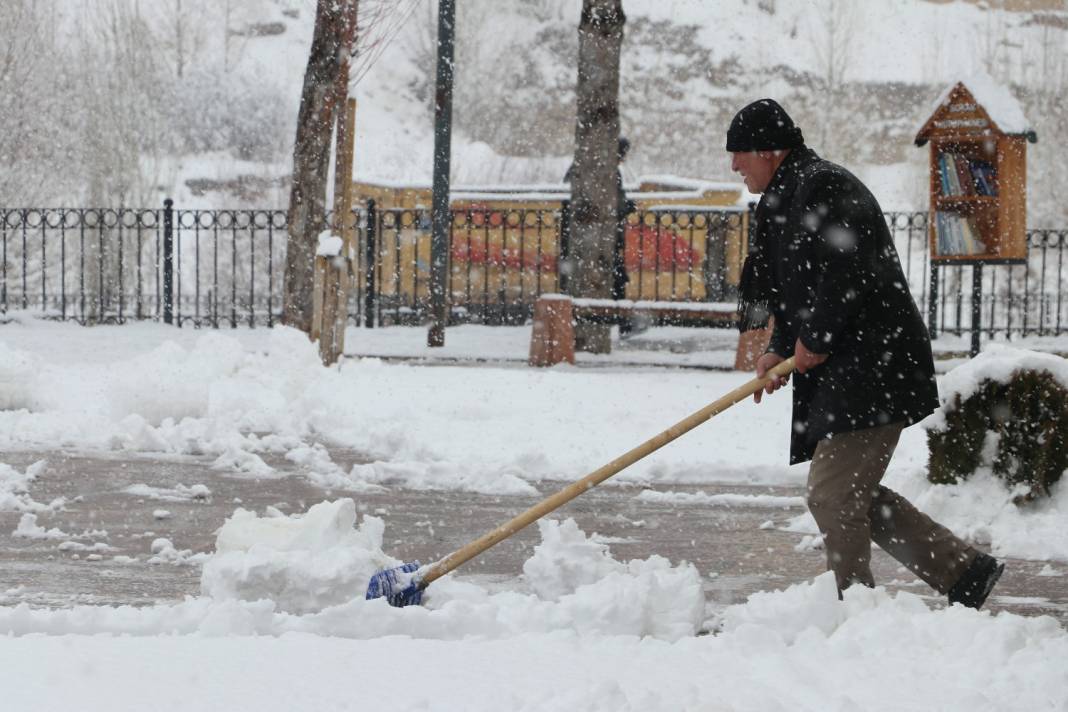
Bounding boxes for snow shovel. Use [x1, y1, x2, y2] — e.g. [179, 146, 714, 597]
[366, 357, 796, 607]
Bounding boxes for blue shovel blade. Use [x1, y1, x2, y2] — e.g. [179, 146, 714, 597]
[366, 561, 423, 607]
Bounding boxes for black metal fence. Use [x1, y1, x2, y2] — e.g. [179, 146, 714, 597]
[365, 203, 749, 326]
[927, 228, 1068, 340]
[2, 200, 1066, 339]
[0, 207, 163, 323]
[169, 205, 292, 328]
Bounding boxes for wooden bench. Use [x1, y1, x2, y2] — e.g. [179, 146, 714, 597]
[528, 294, 772, 370]
[570, 297, 738, 329]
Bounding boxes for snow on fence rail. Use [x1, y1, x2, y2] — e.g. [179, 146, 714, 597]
[1, 203, 1065, 338]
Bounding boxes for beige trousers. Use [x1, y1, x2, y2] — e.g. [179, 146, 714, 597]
[807, 422, 977, 594]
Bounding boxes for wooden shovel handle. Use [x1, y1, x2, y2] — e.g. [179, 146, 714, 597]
[420, 357, 796, 587]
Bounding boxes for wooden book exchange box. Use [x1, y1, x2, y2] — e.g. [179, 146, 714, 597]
[915, 77, 1036, 265]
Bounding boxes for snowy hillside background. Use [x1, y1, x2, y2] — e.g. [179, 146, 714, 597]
[5, 0, 1068, 223]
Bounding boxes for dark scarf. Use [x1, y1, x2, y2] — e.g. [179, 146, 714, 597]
[736, 147, 817, 332]
[737, 187, 778, 332]
[737, 214, 775, 332]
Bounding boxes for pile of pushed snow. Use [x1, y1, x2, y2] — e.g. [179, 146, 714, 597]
[721, 572, 875, 641]
[11, 513, 69, 540]
[344, 459, 537, 496]
[123, 483, 212, 503]
[202, 499, 704, 639]
[4, 557, 1068, 712]
[107, 333, 248, 425]
[149, 537, 207, 566]
[906, 471, 1068, 563]
[3, 574, 1067, 711]
[0, 499, 706, 640]
[704, 580, 1066, 712]
[636, 490, 804, 508]
[521, 519, 705, 640]
[3, 506, 1068, 710]
[523, 518, 629, 599]
[0, 320, 798, 490]
[0, 327, 325, 457]
[0, 461, 62, 513]
[201, 499, 398, 614]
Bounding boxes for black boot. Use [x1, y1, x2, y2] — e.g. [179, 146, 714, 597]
[947, 553, 1004, 610]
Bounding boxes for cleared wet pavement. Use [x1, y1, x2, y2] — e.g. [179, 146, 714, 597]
[0, 450, 1064, 626]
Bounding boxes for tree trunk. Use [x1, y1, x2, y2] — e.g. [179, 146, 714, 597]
[568, 0, 625, 354]
[313, 97, 356, 366]
[283, 0, 358, 334]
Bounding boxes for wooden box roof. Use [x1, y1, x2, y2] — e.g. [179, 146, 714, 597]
[915, 77, 1037, 146]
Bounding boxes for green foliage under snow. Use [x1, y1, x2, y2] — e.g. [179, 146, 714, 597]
[927, 369, 1068, 503]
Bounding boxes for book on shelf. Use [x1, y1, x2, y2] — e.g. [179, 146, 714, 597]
[939, 153, 962, 195]
[935, 211, 985, 257]
[973, 161, 997, 196]
[952, 156, 974, 196]
[959, 215, 980, 254]
[937, 153, 998, 198]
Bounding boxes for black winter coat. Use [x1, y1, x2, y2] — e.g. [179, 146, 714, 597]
[747, 147, 939, 464]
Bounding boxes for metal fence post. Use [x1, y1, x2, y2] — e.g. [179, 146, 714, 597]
[163, 199, 174, 325]
[970, 263, 983, 357]
[705, 214, 727, 302]
[364, 199, 376, 328]
[927, 262, 939, 339]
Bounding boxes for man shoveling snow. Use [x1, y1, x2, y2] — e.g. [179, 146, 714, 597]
[728, 97, 1003, 608]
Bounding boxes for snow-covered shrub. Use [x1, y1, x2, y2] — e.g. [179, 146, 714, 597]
[927, 360, 1068, 503]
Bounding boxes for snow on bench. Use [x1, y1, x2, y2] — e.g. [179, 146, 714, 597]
[566, 296, 739, 327]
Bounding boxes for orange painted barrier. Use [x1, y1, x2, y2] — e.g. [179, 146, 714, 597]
[529, 295, 575, 367]
[734, 318, 773, 371]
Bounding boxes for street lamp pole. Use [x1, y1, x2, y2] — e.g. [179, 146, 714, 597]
[428, 0, 455, 347]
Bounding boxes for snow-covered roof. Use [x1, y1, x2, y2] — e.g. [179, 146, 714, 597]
[353, 174, 743, 193]
[570, 297, 738, 312]
[645, 204, 749, 213]
[920, 71, 1033, 137]
[633, 175, 749, 193]
[353, 174, 749, 206]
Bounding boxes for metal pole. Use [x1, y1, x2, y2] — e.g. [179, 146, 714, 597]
[365, 199, 377, 328]
[428, 0, 455, 347]
[559, 200, 571, 294]
[163, 199, 174, 325]
[706, 213, 726, 302]
[970, 262, 983, 357]
[927, 262, 939, 339]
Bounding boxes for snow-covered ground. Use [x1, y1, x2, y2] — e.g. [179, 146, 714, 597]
[1, 317, 1067, 710]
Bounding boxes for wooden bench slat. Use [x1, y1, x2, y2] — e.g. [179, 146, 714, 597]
[570, 300, 738, 328]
